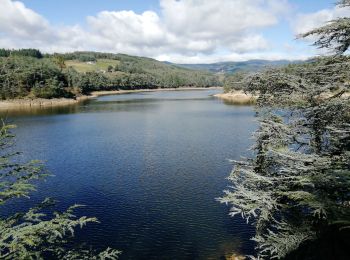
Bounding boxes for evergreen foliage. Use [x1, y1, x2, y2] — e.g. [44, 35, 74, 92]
[299, 0, 350, 55]
[0, 49, 43, 59]
[219, 1, 350, 259]
[0, 51, 220, 100]
[0, 122, 121, 259]
[223, 71, 249, 92]
[0, 56, 73, 100]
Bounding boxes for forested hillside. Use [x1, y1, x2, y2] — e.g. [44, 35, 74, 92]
[174, 59, 303, 73]
[0, 50, 220, 100]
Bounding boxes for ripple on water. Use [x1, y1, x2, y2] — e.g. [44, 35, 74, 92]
[2, 90, 257, 259]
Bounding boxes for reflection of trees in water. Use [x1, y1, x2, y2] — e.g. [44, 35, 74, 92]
[0, 104, 81, 117]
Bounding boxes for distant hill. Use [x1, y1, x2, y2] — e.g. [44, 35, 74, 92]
[171, 59, 304, 74]
[60, 52, 221, 88]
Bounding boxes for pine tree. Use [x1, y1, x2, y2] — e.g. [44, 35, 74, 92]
[219, 1, 350, 259]
[298, 0, 350, 55]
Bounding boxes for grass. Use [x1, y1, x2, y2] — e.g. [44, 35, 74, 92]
[66, 59, 120, 73]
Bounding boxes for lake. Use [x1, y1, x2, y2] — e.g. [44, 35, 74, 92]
[1, 89, 257, 259]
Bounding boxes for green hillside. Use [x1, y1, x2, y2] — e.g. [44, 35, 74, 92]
[0, 50, 221, 100]
[61, 52, 220, 88]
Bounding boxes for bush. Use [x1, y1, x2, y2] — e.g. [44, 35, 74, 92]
[31, 78, 74, 99]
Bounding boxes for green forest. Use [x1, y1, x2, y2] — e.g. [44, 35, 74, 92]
[0, 50, 221, 100]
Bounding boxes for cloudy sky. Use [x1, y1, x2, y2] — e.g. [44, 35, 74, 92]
[0, 0, 349, 63]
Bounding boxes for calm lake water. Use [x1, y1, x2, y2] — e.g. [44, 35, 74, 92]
[1, 89, 257, 259]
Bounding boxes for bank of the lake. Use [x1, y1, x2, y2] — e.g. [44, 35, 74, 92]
[214, 91, 257, 105]
[0, 87, 222, 110]
[214, 90, 350, 105]
[90, 87, 222, 97]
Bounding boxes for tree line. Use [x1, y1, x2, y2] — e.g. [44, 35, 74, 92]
[0, 48, 43, 59]
[0, 50, 221, 100]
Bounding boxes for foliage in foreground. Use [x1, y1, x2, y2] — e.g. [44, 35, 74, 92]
[0, 123, 121, 259]
[219, 1, 350, 259]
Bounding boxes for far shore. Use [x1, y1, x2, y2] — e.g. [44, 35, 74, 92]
[90, 86, 222, 97]
[0, 87, 222, 110]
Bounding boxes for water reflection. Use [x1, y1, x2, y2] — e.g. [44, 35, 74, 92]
[0, 90, 253, 118]
[2, 90, 257, 259]
[0, 103, 83, 117]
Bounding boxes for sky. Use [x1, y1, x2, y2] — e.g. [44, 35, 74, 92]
[0, 0, 349, 63]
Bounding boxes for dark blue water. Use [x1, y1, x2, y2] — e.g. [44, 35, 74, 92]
[1, 90, 257, 259]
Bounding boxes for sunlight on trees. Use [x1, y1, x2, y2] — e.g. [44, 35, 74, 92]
[219, 1, 350, 259]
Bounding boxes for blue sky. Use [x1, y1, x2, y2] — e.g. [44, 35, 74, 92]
[1, 0, 349, 63]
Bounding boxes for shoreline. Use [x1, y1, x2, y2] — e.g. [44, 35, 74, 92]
[213, 90, 350, 105]
[214, 91, 257, 105]
[0, 87, 222, 110]
[0, 96, 90, 110]
[90, 87, 222, 97]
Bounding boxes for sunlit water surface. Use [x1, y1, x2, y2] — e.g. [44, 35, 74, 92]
[1, 90, 257, 259]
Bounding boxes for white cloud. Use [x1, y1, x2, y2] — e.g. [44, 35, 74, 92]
[0, 0, 297, 62]
[0, 0, 57, 46]
[289, 4, 350, 57]
[293, 5, 350, 35]
[0, 0, 48, 37]
[87, 11, 166, 48]
[0, 0, 90, 51]
[228, 34, 270, 53]
[160, 0, 279, 37]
